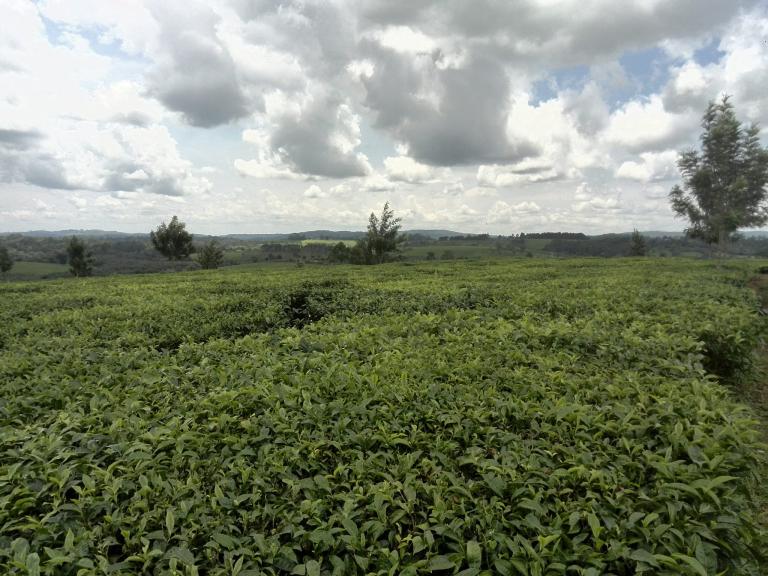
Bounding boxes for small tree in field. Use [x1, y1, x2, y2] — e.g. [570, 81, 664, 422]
[359, 202, 405, 264]
[0, 245, 13, 277]
[150, 215, 194, 260]
[67, 236, 93, 277]
[628, 229, 647, 256]
[669, 95, 768, 253]
[198, 239, 224, 269]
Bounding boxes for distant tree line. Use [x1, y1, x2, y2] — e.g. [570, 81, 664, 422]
[438, 234, 490, 241]
[519, 232, 588, 240]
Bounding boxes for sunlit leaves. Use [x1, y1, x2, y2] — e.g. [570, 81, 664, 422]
[0, 258, 765, 574]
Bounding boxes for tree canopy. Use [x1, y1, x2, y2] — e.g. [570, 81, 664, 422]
[670, 95, 768, 247]
[67, 236, 94, 277]
[628, 229, 647, 257]
[361, 202, 405, 264]
[150, 216, 195, 260]
[197, 239, 224, 269]
[0, 245, 12, 275]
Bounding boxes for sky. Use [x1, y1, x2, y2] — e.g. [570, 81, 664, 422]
[1, 0, 767, 235]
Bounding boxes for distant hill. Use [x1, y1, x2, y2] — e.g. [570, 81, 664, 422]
[639, 231, 684, 238]
[405, 229, 465, 238]
[224, 230, 365, 241]
[639, 230, 768, 238]
[0, 229, 146, 238]
[2, 228, 466, 240]
[7, 227, 768, 241]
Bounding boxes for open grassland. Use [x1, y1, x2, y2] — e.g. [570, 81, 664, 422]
[1, 259, 767, 575]
[5, 261, 68, 280]
[401, 244, 500, 259]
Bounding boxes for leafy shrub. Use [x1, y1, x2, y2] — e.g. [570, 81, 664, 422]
[0, 259, 765, 575]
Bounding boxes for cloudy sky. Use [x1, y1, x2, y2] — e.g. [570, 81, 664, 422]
[1, 0, 767, 234]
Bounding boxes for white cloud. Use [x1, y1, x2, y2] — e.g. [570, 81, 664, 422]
[383, 155, 437, 183]
[615, 150, 679, 182]
[359, 174, 396, 193]
[0, 0, 765, 234]
[442, 181, 465, 195]
[367, 26, 436, 55]
[488, 200, 542, 223]
[572, 182, 622, 213]
[602, 95, 698, 153]
[304, 184, 327, 198]
[464, 186, 498, 198]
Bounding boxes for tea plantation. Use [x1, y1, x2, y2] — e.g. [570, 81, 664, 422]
[1, 259, 766, 575]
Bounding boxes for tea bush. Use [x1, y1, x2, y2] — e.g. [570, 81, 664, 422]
[0, 259, 765, 575]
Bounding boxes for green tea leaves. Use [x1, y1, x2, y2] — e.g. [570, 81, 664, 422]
[0, 259, 765, 574]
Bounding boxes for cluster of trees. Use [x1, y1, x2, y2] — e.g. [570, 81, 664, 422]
[143, 204, 405, 268]
[148, 215, 223, 270]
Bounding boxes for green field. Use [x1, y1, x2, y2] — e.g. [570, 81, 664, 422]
[402, 243, 500, 259]
[1, 259, 766, 575]
[4, 260, 68, 280]
[299, 240, 357, 247]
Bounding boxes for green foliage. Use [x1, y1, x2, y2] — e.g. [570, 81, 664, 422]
[327, 241, 351, 263]
[670, 95, 768, 246]
[629, 229, 647, 256]
[198, 240, 224, 270]
[0, 245, 12, 274]
[66, 236, 93, 277]
[150, 216, 195, 260]
[357, 202, 405, 264]
[0, 259, 766, 575]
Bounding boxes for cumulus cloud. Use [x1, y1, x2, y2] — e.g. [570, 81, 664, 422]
[303, 184, 327, 198]
[603, 95, 699, 153]
[145, 1, 252, 127]
[383, 155, 438, 183]
[562, 82, 610, 136]
[616, 150, 679, 183]
[488, 200, 542, 223]
[269, 93, 372, 178]
[572, 183, 622, 213]
[359, 48, 539, 166]
[237, 89, 372, 179]
[360, 174, 396, 193]
[1, 0, 766, 233]
[0, 128, 76, 190]
[662, 13, 768, 125]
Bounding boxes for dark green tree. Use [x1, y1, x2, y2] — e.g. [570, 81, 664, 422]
[670, 95, 768, 252]
[150, 215, 194, 260]
[328, 241, 351, 263]
[0, 245, 13, 276]
[359, 202, 405, 264]
[198, 239, 224, 269]
[628, 229, 647, 256]
[67, 236, 94, 277]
